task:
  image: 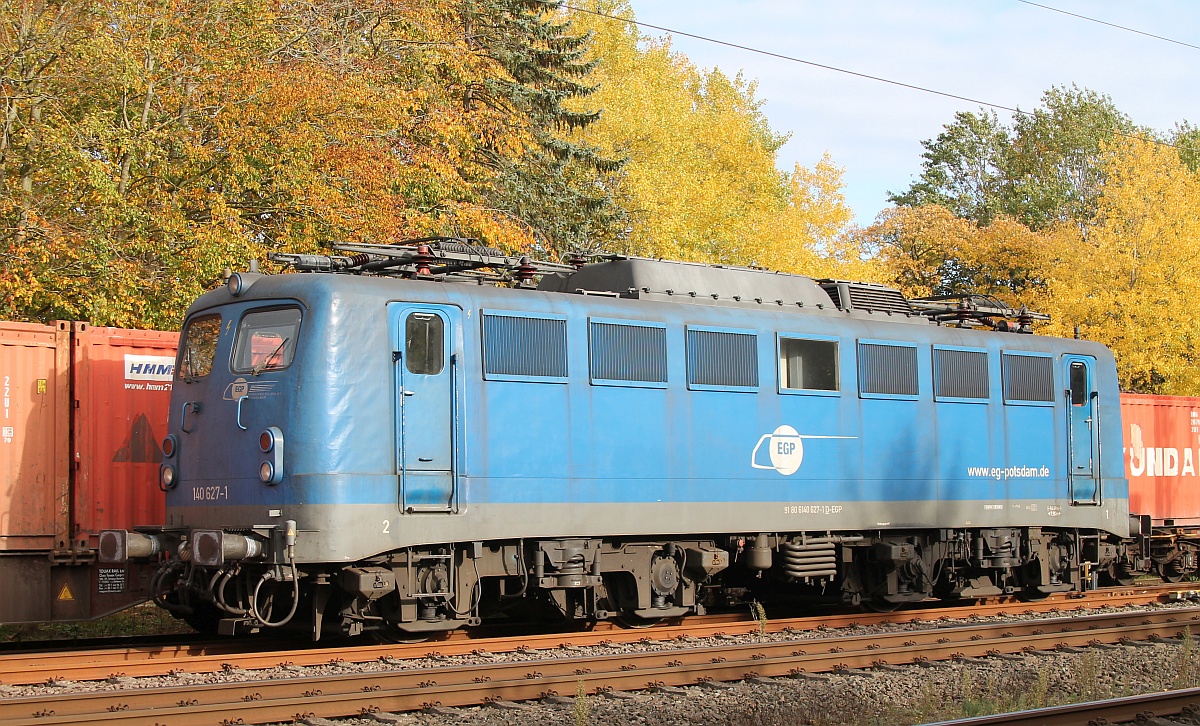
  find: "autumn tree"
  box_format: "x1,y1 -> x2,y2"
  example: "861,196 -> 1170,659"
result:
566,0 -> 858,274
0,0 -> 579,328
855,205 -> 1052,301
890,85 -> 1138,230
1174,121 -> 1200,173
1042,138 -> 1200,394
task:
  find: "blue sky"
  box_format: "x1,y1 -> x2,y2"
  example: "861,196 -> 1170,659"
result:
624,0 -> 1200,226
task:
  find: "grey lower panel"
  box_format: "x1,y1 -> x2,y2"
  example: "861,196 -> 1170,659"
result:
171,498 -> 1131,563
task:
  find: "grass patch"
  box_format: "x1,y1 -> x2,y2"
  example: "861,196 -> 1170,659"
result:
0,602 -> 192,643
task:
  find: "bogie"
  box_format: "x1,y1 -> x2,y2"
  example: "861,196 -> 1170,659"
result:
148,527 -> 1151,639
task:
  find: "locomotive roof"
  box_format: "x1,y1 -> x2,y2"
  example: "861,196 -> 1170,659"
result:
540,257 -> 840,309
215,241 -> 1043,333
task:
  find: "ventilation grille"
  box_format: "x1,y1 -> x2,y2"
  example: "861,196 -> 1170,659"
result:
589,322 -> 667,383
935,349 -> 989,399
822,284 -> 842,309
1002,353 -> 1054,402
819,281 -> 911,314
858,343 -> 919,396
687,329 -> 758,388
482,313 -> 567,379
847,286 -> 913,314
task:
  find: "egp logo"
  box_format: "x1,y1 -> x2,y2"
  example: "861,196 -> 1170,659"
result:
751,425 -> 855,476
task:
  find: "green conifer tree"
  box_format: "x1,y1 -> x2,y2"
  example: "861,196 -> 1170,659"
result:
461,0 -> 627,255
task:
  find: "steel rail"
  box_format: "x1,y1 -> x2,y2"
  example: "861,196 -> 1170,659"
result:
0,583 -> 1188,685
926,687 -> 1200,725
1,609 -> 1197,725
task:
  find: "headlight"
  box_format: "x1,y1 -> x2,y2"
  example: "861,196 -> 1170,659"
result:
160,464 -> 177,489
259,461 -> 275,483
227,272 -> 246,296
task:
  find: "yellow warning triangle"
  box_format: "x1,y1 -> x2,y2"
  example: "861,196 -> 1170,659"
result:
57,583 -> 74,601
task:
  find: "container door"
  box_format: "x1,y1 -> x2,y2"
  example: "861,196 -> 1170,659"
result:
394,306 -> 458,512
1065,355 -> 1099,505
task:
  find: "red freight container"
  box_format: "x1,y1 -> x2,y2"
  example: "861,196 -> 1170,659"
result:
72,323 -> 175,545
0,321 -> 177,625
0,321 -> 71,553
1121,393 -> 1200,524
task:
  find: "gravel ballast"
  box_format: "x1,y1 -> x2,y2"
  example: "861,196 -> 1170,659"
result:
4,601 -> 1197,726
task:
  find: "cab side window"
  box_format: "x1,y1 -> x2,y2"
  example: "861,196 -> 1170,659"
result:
179,314 -> 221,379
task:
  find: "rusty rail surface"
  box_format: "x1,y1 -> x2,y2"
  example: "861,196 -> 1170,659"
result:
927,687 -> 1200,725
1,608 -> 1197,725
0,582 -> 1188,686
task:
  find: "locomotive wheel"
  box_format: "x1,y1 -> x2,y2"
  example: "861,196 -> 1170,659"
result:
863,597 -> 901,613
181,602 -> 224,635
371,626 -> 431,644
614,613 -> 664,629
1102,564 -> 1136,587
1160,561 -> 1188,583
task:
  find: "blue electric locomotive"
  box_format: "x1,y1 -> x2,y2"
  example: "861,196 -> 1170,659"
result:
100,240 -> 1140,639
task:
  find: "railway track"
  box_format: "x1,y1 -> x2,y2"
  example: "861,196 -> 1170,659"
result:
2,603 -> 1199,725
0,582 -> 1188,685
929,687 -> 1200,725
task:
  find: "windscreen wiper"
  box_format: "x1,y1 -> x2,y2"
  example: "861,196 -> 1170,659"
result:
252,338 -> 289,376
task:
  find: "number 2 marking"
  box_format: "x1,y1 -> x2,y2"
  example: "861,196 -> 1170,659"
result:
382,520 -> 391,534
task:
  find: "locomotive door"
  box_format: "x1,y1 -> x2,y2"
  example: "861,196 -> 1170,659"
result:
392,305 -> 459,513
1064,355 -> 1100,505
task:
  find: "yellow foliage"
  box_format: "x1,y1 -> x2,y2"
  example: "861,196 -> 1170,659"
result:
1041,138 -> 1200,394
566,1 -> 859,275
863,138 -> 1200,394
0,0 -> 534,328
857,205 -> 1052,301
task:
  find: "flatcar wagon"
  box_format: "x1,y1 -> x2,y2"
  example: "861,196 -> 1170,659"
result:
101,240 -> 1140,639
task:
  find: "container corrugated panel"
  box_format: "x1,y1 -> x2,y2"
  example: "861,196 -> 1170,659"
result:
1121,393 -> 1200,523
71,323 -> 177,546
0,321 -> 70,551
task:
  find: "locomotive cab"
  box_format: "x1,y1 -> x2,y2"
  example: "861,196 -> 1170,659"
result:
101,275 -> 312,631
